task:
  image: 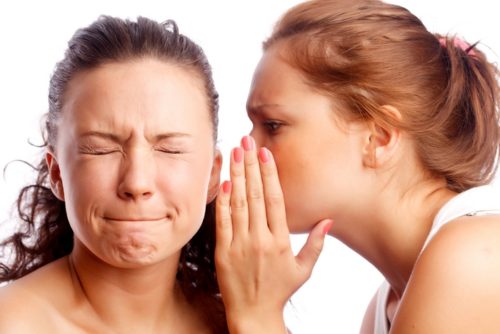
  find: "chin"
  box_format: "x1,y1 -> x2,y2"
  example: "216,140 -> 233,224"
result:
287,220 -> 312,234
103,237 -> 163,267
117,244 -> 156,264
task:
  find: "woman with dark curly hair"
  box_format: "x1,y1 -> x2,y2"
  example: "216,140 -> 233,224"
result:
0,15 -> 227,333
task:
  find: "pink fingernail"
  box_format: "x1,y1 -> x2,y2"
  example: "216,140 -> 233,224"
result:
258,147 -> 270,163
233,147 -> 243,163
242,136 -> 254,151
323,220 -> 333,235
222,181 -> 232,194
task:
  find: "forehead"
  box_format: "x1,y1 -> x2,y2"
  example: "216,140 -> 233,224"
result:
253,46 -> 299,84
248,45 -> 319,107
60,58 -> 212,133
64,58 -> 207,109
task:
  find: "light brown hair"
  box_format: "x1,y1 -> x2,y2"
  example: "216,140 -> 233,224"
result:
265,0 -> 500,191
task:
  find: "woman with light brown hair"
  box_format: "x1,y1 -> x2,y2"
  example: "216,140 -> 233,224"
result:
215,0 -> 500,333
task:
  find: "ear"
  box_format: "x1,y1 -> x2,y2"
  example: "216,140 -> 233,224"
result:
206,149 -> 222,203
362,105 -> 402,168
46,150 -> 65,201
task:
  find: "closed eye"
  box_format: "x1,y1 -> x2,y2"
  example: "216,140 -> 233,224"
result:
156,149 -> 183,154
154,147 -> 184,154
78,146 -> 121,155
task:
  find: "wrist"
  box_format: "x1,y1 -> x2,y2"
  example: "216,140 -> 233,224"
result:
227,310 -> 287,334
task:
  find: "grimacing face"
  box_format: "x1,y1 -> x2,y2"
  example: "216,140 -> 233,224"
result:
46,58 -> 221,268
247,46 -> 370,233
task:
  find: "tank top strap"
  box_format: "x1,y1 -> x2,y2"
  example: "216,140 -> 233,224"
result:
422,185 -> 500,250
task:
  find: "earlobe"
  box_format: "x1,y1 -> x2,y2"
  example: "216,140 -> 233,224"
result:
206,149 -> 223,203
362,105 -> 402,168
46,151 -> 65,201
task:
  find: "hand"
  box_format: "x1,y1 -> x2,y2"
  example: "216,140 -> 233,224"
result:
215,136 -> 332,333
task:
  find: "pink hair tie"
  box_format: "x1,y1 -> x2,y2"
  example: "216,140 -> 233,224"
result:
439,36 -> 477,57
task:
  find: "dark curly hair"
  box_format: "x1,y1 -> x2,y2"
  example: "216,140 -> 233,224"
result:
0,15 -> 227,333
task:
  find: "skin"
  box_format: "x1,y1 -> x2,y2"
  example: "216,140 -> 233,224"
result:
0,58 -> 222,333
215,44 -> 500,333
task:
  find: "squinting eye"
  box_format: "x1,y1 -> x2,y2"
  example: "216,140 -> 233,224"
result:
87,150 -> 118,155
155,148 -> 183,154
79,147 -> 120,155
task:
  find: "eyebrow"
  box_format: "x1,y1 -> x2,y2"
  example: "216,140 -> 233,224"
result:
79,131 -> 121,142
79,131 -> 192,143
247,103 -> 282,115
153,133 -> 192,141
247,103 -> 288,119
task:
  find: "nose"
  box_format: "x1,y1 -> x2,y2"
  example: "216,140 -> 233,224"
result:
249,128 -> 263,147
117,148 -> 155,201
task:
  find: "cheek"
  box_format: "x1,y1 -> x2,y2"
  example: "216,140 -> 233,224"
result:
156,156 -> 213,209
60,159 -> 118,232
271,139 -> 344,232
61,159 -> 112,198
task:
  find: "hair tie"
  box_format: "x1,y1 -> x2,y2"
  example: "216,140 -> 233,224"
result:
439,37 -> 477,57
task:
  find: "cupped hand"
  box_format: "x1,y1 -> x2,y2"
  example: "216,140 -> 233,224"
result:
215,136 -> 332,333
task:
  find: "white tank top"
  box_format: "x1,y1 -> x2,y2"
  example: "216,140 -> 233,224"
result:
374,185 -> 500,334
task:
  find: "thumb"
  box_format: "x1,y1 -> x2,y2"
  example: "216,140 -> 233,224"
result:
295,219 -> 333,277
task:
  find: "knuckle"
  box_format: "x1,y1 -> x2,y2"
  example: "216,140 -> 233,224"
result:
245,155 -> 259,167
276,239 -> 290,252
260,165 -> 275,177
266,192 -> 284,207
246,186 -> 264,200
217,216 -> 231,228
214,255 -> 230,272
231,196 -> 248,210
251,237 -> 272,254
216,196 -> 228,210
231,166 -> 245,178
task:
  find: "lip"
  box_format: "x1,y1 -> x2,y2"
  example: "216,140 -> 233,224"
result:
104,217 -> 167,222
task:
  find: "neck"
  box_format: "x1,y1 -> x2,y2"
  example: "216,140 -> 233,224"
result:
333,178 -> 456,298
67,241 -> 195,332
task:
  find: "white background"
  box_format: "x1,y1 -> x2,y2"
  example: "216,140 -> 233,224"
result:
0,1 -> 499,333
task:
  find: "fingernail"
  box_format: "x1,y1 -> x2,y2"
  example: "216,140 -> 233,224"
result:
258,147 -> 270,163
242,136 -> 254,151
233,147 -> 243,163
323,220 -> 333,235
222,181 -> 232,194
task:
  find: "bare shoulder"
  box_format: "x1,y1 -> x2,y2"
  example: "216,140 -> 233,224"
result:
0,257 -> 72,333
391,215 -> 500,333
0,282 -> 50,332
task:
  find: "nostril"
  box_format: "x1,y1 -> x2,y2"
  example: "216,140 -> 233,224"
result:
124,191 -> 134,199
142,191 -> 153,199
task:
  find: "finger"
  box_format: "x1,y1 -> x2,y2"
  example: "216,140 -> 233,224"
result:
229,146 -> 249,237
241,136 -> 268,234
258,147 -> 288,237
215,180 -> 233,249
296,219 -> 333,279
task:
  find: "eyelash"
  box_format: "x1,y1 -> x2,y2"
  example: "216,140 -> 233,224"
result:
155,148 -> 183,154
79,147 -> 120,155
79,145 -> 184,155
262,120 -> 283,134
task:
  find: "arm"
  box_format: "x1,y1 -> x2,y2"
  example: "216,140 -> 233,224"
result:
215,136 -> 331,334
391,215 -> 500,333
